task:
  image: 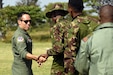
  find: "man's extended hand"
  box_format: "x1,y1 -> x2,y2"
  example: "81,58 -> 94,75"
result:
37,54 -> 49,66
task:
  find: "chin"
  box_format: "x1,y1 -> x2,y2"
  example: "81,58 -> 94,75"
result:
25,28 -> 29,31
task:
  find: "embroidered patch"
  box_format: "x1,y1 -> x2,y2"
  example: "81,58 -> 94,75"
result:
17,36 -> 24,42
82,33 -> 93,42
28,38 -> 32,42
83,37 -> 88,42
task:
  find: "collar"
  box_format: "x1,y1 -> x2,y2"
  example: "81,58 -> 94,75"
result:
72,16 -> 80,22
72,16 -> 90,25
17,27 -> 28,34
95,22 -> 113,31
56,16 -> 65,23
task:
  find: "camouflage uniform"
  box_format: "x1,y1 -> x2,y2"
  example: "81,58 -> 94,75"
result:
47,17 -> 68,75
45,3 -> 69,75
45,2 -> 98,75
65,1 -> 99,74
47,15 -> 98,75
63,16 -> 98,75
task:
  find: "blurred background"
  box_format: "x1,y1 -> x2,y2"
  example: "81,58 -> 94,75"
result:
0,0 -> 112,75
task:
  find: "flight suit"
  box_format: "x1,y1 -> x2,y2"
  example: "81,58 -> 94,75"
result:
12,27 -> 33,75
75,22 -> 113,75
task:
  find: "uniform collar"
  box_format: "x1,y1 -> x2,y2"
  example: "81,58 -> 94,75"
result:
17,27 -> 28,34
72,16 -> 80,23
56,16 -> 64,23
72,16 -> 90,25
95,22 -> 113,31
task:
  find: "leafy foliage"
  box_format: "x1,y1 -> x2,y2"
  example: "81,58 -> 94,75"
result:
0,5 -> 45,26
0,5 -> 45,41
16,0 -> 39,6
0,0 -> 105,41
84,0 -> 113,10
0,0 -> 2,8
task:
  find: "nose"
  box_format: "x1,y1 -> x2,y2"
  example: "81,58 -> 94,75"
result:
26,20 -> 31,24
26,22 -> 31,27
28,21 -> 31,24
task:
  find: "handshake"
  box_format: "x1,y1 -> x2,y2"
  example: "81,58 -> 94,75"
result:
36,54 -> 49,66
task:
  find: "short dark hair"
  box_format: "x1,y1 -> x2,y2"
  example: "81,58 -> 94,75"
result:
68,0 -> 84,12
17,12 -> 30,20
99,5 -> 113,20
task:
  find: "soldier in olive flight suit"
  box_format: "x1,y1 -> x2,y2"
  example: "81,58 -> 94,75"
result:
12,12 -> 39,75
75,5 -> 113,75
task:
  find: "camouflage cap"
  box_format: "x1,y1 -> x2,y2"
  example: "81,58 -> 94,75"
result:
46,4 -> 68,18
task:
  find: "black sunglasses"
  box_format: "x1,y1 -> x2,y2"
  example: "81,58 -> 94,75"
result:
21,20 -> 31,24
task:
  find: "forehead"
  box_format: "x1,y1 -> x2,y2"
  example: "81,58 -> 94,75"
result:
21,14 -> 31,20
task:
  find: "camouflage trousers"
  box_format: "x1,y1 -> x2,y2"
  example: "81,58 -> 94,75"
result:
51,60 -> 64,75
64,58 -> 79,75
50,58 -> 79,75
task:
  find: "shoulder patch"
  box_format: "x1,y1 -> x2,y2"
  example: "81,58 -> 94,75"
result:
17,36 -> 24,42
83,36 -> 88,42
82,33 -> 93,42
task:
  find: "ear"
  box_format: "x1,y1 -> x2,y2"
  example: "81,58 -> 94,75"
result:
17,20 -> 21,25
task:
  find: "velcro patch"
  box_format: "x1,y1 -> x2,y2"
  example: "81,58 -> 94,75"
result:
82,33 -> 93,42
17,36 -> 24,42
83,37 -> 88,42
28,38 -> 32,42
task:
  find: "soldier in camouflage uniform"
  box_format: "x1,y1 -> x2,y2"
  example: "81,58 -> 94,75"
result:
38,1 -> 98,75
38,4 -> 69,75
63,0 -> 98,75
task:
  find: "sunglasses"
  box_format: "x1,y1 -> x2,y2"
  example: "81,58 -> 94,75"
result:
21,20 -> 31,24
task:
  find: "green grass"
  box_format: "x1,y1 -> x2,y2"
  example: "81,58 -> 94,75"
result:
0,42 -> 53,75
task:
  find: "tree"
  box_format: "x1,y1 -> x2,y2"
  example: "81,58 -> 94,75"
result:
0,0 -> 3,8
99,0 -> 113,6
0,5 -> 45,41
84,0 -> 113,10
16,0 -> 39,6
0,5 -> 45,26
